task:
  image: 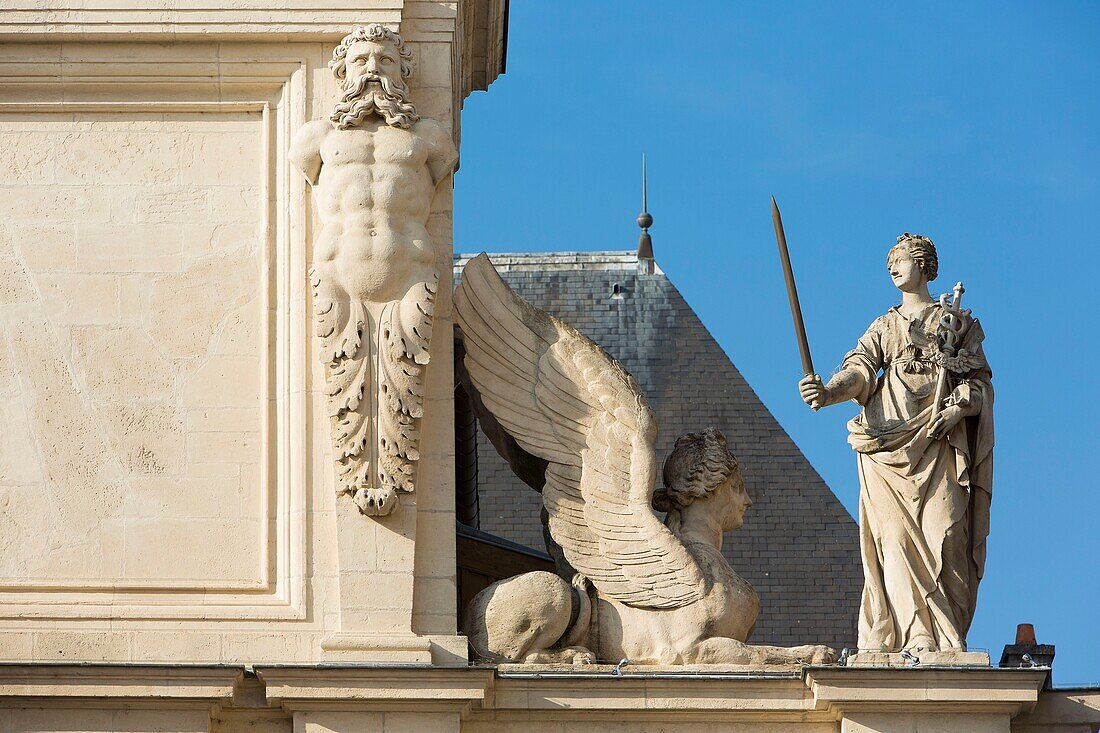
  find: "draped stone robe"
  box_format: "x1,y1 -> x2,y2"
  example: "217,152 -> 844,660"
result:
842,304 -> 993,652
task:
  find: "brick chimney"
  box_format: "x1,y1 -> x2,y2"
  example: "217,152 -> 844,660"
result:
999,622 -> 1056,688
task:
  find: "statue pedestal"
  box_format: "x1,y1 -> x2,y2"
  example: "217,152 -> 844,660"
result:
846,650 -> 991,668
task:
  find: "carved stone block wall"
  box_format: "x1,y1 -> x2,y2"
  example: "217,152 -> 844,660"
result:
0,111 -> 268,591
0,43 -> 313,663
0,0 -> 476,666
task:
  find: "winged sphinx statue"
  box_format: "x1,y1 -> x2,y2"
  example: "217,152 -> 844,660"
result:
455,254 -> 835,665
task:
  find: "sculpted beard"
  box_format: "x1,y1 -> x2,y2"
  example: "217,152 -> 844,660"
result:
331,73 -> 420,130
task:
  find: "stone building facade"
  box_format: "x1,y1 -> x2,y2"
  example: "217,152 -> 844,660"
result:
0,0 -> 508,670
0,3 -> 1096,732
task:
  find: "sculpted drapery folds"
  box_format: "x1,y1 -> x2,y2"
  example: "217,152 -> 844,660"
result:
799,234 -> 994,653
456,255 -> 835,666
289,25 -> 458,516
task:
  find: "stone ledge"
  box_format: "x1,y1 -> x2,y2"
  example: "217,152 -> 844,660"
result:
1012,688 -> 1100,731
846,650 -> 991,668
320,633 -> 432,656
494,662 -> 806,677
483,672 -> 815,717
316,633 -> 468,667
0,664 -> 239,700
804,666 -> 1048,716
0,3 -> 403,41
0,663 -> 1059,726
257,665 -> 493,713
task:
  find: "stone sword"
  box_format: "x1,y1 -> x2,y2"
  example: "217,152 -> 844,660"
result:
771,197 -> 820,410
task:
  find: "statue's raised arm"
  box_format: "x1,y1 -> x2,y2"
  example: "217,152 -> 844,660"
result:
457,254 -> 835,666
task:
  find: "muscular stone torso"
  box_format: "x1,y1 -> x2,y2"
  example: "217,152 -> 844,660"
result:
314,119 -> 437,304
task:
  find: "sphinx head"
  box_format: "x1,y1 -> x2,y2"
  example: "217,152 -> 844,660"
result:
329,24 -> 419,129
655,428 -> 750,531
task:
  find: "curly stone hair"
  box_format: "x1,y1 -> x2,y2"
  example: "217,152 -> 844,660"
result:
329,24 -> 414,85
654,428 -> 740,512
888,232 -> 939,282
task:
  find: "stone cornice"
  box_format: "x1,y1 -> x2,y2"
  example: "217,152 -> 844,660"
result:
256,665 -> 494,712
0,1 -> 506,99
803,666 -> 1048,717
0,3 -> 404,41
0,664 -> 239,701
479,670 -> 821,723
0,663 -> 1055,723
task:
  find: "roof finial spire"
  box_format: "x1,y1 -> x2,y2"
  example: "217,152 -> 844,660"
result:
636,153 -> 654,272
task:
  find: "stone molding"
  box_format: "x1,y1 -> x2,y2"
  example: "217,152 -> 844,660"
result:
0,664 -> 1052,727
0,664 -> 240,702
804,667 -> 1047,717
0,3 -> 405,40
259,666 -> 492,712
1012,688 -> 1100,732
318,632 -> 433,664
0,1 -> 505,98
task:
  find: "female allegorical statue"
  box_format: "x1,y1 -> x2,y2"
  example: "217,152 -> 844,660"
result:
798,233 -> 993,653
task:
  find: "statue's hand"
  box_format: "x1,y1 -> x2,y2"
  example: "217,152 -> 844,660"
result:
927,404 -> 964,439
798,374 -> 828,411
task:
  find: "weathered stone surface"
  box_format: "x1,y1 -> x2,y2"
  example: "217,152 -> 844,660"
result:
35,272 -> 119,324
148,252 -> 255,360
465,571 -> 578,663
56,127 -> 180,185
0,112 -> 269,591
0,131 -> 55,185
71,326 -> 177,400
13,224 -> 77,271
77,222 -> 184,273
0,4 -> 468,670
102,403 -> 185,476
0,255 -> 36,305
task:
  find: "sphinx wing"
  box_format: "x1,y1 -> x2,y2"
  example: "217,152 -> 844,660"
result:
454,254 -> 705,609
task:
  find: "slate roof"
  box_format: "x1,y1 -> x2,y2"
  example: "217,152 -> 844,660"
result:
453,251 -> 862,650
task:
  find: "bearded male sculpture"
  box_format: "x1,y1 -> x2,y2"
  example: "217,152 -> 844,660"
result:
456,255 -> 835,666
290,25 -> 457,516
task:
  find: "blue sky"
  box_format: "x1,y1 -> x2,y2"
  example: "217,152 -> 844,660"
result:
453,2 -> 1099,684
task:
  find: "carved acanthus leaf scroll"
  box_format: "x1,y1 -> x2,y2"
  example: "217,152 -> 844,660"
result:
377,277 -> 436,493
311,268 -> 436,514
311,267 -> 372,494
